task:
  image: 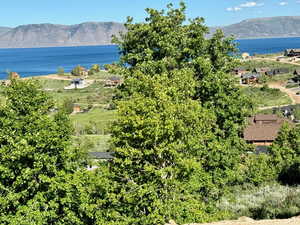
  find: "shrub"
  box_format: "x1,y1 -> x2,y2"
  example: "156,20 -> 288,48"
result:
57,66 -> 65,76
239,154 -> 277,185
218,183 -> 300,219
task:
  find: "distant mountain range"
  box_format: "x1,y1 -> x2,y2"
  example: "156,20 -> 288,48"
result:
0,16 -> 300,48
0,22 -> 126,48
211,16 -> 300,39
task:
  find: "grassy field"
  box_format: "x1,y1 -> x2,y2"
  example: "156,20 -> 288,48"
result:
31,72 -> 119,153
72,134 -> 111,152
242,86 -> 292,107
240,60 -> 299,72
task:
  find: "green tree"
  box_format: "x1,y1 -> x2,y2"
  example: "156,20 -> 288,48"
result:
269,123 -> 300,184
89,64 -> 101,75
57,66 -> 65,76
109,69 -> 227,224
113,2 -> 253,136
0,79 -> 89,224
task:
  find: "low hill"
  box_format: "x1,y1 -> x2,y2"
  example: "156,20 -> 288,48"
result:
211,16 -> 300,39
0,26 -> 12,36
0,22 -> 126,48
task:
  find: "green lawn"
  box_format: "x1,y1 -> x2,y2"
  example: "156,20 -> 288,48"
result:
71,107 -> 116,135
239,60 -> 299,72
72,134 -> 111,152
242,86 -> 292,107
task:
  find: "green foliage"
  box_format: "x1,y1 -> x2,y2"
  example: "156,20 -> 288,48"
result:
242,86 -> 292,107
239,154 -> 277,185
108,2 -> 255,223
57,66 -> 65,76
0,79 -> 89,223
88,64 -> 101,75
269,124 -> 300,185
62,98 -> 75,114
71,65 -> 85,76
218,183 -> 300,219
113,2 -> 253,137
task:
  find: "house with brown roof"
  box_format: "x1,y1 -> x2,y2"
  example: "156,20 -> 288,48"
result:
241,73 -> 261,84
243,114 -> 290,146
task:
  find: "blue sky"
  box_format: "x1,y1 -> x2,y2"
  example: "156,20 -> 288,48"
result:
1,0 -> 299,27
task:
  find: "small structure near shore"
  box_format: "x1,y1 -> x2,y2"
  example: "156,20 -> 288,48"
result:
64,78 -> 87,90
252,67 -> 271,74
284,49 -> 300,57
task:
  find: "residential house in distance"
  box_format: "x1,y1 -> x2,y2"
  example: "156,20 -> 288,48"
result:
64,78 -> 87,90
265,68 -> 289,76
243,114 -> 290,146
252,67 -> 271,74
241,73 -> 261,84
232,67 -> 247,76
105,76 -> 122,87
71,66 -> 89,77
284,49 -> 300,57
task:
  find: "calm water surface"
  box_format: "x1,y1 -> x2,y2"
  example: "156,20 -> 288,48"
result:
0,37 -> 300,79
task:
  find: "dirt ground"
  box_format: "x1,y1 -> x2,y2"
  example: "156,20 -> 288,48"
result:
166,216 -> 300,225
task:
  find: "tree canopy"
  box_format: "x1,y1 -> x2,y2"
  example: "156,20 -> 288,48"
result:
108,2 -> 254,224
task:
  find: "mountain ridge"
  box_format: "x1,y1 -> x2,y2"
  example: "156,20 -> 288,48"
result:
0,22 -> 126,48
0,16 -> 300,48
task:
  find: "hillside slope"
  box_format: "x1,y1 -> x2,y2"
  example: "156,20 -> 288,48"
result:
211,16 -> 300,39
0,26 -> 12,36
0,22 -> 126,48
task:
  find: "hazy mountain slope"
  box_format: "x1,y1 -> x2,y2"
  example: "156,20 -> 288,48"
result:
0,22 -> 126,48
0,27 -> 12,36
211,16 -> 300,39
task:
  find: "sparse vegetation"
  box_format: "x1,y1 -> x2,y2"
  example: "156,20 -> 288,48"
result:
242,86 -> 292,107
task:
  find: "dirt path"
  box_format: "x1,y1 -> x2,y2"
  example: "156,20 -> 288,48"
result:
167,216 -> 300,225
256,82 -> 300,110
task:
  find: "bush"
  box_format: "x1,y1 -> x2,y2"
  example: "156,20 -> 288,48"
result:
279,158 -> 300,185
57,67 -> 65,76
218,183 -> 300,219
239,154 -> 277,185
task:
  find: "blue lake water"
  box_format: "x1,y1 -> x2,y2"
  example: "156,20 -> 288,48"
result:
0,37 -> 300,79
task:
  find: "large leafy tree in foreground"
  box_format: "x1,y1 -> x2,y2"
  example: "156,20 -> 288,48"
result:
113,2 -> 253,136
107,2 -> 253,224
0,80 -> 93,224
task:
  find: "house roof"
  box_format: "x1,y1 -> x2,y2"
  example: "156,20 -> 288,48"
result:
233,67 -> 246,71
242,73 -> 260,79
253,67 -> 270,73
108,76 -> 121,81
89,152 -> 114,159
244,123 -> 282,141
244,114 -> 290,142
